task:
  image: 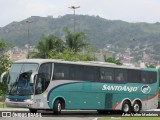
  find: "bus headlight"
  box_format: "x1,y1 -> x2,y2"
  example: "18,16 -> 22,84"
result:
24,99 -> 33,104
5,98 -> 10,102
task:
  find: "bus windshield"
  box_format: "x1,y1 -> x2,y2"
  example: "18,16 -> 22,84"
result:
7,63 -> 38,96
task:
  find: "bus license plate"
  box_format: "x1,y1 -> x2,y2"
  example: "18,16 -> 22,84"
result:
12,103 -> 19,106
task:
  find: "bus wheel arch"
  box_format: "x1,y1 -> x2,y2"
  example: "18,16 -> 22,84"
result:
53,97 -> 65,115
121,99 -> 132,113
132,100 -> 142,113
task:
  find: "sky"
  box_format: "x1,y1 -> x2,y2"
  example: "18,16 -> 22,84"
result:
0,0 -> 160,27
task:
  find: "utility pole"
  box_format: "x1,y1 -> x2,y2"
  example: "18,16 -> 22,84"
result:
68,6 -> 80,32
26,20 -> 32,55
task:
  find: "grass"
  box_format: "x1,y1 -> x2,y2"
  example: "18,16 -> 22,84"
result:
0,98 -> 4,102
99,117 -> 160,120
0,103 -> 6,108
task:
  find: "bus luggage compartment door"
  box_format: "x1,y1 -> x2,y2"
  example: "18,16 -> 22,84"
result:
105,93 -> 113,109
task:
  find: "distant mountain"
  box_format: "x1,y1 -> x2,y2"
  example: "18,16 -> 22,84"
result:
1,15 -> 160,62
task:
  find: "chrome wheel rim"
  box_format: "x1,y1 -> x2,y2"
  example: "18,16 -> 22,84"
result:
123,104 -> 129,112
58,103 -> 61,112
134,104 -> 139,112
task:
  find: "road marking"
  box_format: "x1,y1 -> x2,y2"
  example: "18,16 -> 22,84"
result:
92,118 -> 98,120
111,117 -> 122,119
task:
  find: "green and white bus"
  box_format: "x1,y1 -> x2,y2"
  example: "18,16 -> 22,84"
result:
0,59 -> 159,114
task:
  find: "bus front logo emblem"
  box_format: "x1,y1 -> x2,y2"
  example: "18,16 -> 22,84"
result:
141,85 -> 151,94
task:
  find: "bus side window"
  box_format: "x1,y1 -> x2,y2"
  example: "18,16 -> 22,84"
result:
148,71 -> 157,84
35,77 -> 43,94
115,69 -> 127,83
84,66 -> 99,81
53,63 -> 69,80
128,70 -> 141,83
70,65 -> 84,80
141,71 -> 149,84
100,68 -> 114,82
35,63 -> 52,94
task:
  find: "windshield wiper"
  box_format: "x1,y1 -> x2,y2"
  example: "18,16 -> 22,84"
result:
9,82 -> 18,95
18,93 -> 33,96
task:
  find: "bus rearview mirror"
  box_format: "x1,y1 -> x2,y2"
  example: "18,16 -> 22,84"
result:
30,72 -> 38,84
0,71 -> 8,83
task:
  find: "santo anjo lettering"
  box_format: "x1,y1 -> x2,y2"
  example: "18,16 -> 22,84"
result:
102,84 -> 138,92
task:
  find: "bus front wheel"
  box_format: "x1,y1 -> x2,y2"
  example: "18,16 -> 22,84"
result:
122,101 -> 131,113
29,108 -> 37,113
53,99 -> 62,115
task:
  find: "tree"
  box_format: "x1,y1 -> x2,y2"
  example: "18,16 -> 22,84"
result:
0,40 -> 12,54
29,28 -> 96,61
29,34 -> 64,58
0,54 -> 11,96
146,63 -> 155,68
104,56 -> 122,65
49,47 -> 97,61
0,41 -> 6,52
0,40 -> 11,96
63,28 -> 87,53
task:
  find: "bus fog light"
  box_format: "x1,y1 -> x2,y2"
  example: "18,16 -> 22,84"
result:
24,99 -> 33,104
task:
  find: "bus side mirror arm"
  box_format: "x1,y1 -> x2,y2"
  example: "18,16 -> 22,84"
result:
30,72 -> 38,84
0,71 -> 8,83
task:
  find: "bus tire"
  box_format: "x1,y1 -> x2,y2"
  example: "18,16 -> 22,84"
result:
122,101 -> 131,113
132,101 -> 141,113
97,110 -> 106,114
29,108 -> 37,113
97,110 -> 110,114
53,99 -> 62,115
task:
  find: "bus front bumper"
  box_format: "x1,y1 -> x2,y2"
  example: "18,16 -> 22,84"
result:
5,98 -> 33,108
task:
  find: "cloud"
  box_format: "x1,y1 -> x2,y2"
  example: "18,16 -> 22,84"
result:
0,0 -> 160,27
75,0 -> 160,22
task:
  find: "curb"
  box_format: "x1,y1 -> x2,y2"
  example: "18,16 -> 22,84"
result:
146,109 -> 160,111
0,108 -> 29,111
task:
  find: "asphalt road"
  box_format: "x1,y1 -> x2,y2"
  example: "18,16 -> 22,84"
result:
0,110 -> 122,120
0,109 -> 160,120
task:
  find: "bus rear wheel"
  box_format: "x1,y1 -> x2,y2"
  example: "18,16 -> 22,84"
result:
122,101 -> 131,113
53,99 -> 62,115
132,101 -> 141,113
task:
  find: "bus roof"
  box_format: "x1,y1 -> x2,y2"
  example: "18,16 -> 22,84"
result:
14,59 -> 156,71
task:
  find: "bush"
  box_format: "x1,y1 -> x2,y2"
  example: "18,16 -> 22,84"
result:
0,40 -> 11,97
0,90 -> 5,102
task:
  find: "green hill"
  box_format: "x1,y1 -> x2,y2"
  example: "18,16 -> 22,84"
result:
0,15 -> 160,62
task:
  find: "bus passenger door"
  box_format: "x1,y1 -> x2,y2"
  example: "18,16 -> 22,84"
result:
33,63 -> 52,109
